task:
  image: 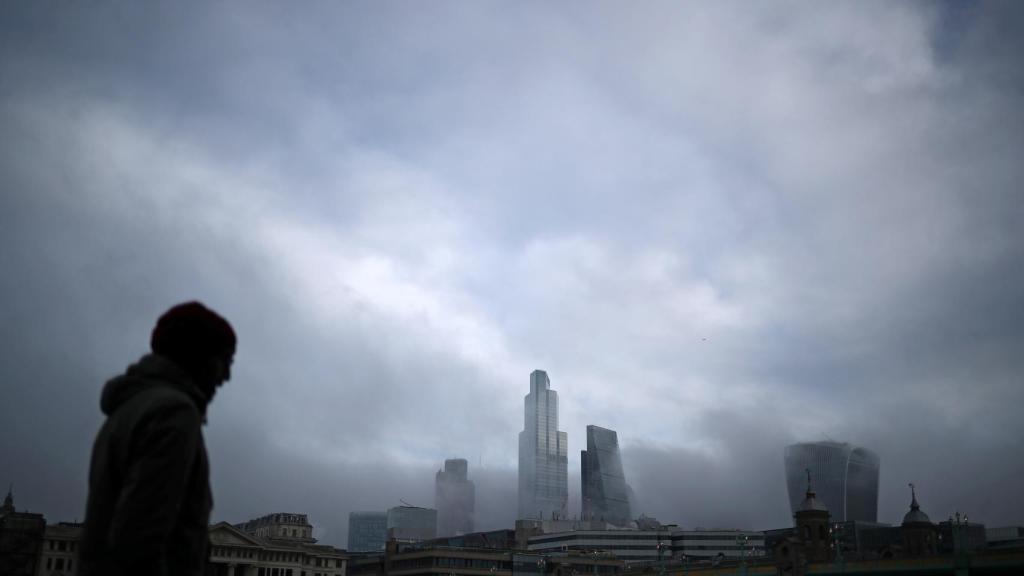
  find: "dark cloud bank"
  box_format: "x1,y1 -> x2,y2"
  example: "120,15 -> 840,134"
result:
2,1 -> 1024,547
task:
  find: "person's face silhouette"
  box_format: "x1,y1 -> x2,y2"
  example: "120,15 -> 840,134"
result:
196,350 -> 234,403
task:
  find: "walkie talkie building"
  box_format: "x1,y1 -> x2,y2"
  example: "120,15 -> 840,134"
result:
784,441 -> 880,522
518,370 -> 569,520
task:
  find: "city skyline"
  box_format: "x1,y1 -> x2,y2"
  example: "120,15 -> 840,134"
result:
2,1 -> 1023,549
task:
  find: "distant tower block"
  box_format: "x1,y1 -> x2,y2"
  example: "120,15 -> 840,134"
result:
784,441 -> 880,522
435,458 -> 475,537
518,370 -> 569,520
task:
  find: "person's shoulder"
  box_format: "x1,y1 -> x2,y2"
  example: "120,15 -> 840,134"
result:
124,383 -> 202,424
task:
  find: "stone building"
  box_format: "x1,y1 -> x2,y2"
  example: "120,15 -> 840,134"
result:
35,522 -> 82,576
208,520 -> 346,576
0,488 -> 46,576
236,513 -> 316,543
900,484 -> 937,557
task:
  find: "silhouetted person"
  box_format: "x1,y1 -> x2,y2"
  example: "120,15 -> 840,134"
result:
80,302 -> 236,576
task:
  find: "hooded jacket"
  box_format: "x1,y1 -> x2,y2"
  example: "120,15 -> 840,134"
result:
80,354 -> 213,576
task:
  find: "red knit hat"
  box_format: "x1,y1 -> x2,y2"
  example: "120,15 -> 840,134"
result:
151,301 -> 236,365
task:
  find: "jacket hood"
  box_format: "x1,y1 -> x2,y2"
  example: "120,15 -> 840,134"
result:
101,354 -> 209,416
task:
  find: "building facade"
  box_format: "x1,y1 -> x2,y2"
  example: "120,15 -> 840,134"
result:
236,513 -> 316,543
528,529 -> 764,561
0,490 -> 45,576
348,511 -> 388,553
784,441 -> 880,522
386,506 -> 437,542
208,522 -> 346,576
670,530 -> 766,559
36,522 -> 82,576
435,459 -> 475,537
581,425 -> 631,527
518,370 -> 569,521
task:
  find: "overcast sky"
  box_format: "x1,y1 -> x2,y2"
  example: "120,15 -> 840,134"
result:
2,1 -> 1023,548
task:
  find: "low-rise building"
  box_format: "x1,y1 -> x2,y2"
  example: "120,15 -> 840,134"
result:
0,489 -> 46,576
36,522 -> 82,576
208,521 -> 346,576
386,506 -> 437,543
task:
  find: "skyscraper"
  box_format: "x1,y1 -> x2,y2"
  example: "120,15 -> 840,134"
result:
581,425 -> 632,526
435,458 -> 475,537
783,441 -> 880,522
518,370 -> 568,520
347,511 -> 387,552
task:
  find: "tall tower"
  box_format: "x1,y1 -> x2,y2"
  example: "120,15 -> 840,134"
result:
783,441 -> 880,522
435,458 -> 475,537
581,425 -> 631,526
518,370 -> 568,520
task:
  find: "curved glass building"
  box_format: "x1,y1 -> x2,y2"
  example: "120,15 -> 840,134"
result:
784,441 -> 880,522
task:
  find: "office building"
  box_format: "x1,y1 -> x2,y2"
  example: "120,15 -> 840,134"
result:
581,425 -> 631,526
348,511 -> 387,553
436,459 -> 476,537
518,370 -> 569,520
783,441 -> 880,522
387,506 -> 437,542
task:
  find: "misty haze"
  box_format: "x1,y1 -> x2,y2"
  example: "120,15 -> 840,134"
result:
2,2 -> 1023,576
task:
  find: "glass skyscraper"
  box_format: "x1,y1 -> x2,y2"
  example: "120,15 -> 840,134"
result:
386,506 -> 437,542
784,441 -> 880,522
435,458 -> 475,537
581,425 -> 632,526
518,370 -> 569,520
347,511 -> 387,552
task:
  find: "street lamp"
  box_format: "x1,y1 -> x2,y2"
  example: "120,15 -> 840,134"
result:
829,523 -> 845,572
656,540 -> 669,576
734,534 -> 749,576
950,512 -> 970,559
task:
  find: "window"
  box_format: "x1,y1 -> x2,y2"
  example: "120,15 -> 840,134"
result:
56,558 -> 65,570
58,540 -> 67,551
47,558 -> 52,569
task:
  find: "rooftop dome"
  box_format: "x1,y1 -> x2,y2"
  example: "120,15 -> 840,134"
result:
799,490 -> 829,512
902,483 -> 932,525
797,469 -> 829,513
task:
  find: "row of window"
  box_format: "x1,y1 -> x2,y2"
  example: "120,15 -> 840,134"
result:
532,533 -> 765,545
210,546 -> 340,567
46,556 -> 72,571
48,539 -> 76,552
255,568 -> 338,576
674,534 -> 765,541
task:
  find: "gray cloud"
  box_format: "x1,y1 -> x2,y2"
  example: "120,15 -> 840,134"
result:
2,0 -> 1022,547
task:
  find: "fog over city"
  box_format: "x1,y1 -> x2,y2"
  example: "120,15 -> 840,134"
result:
2,1 -> 1023,548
